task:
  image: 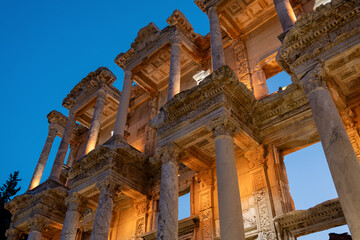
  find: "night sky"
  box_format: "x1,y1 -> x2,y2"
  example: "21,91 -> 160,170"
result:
0,0 -> 349,238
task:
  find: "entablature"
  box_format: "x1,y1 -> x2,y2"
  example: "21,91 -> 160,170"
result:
274,198 -> 346,238
114,10 -> 205,93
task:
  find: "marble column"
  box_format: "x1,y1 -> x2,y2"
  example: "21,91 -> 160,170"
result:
213,124 -> 245,240
27,217 -> 48,240
28,127 -> 57,191
50,111 -> 76,181
167,35 -> 182,101
300,66 -> 360,239
113,70 -> 133,139
83,90 -> 107,155
156,144 -> 179,240
5,228 -> 20,240
273,0 -> 296,32
90,180 -> 120,240
60,193 -> 86,240
208,6 -> 226,71
66,142 -> 80,167
252,69 -> 269,100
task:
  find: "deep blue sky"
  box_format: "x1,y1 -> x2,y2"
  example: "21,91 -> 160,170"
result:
0,0 -> 348,238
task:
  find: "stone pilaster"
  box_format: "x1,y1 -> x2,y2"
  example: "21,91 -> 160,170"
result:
113,70 -> 133,139
134,198 -> 149,238
28,127 -> 57,191
195,170 -> 214,240
60,193 -> 87,240
156,143 -> 180,240
252,69 -> 269,100
90,180 -> 121,240
211,121 -> 246,240
5,228 -> 20,240
167,35 -> 182,101
50,111 -> 76,181
27,217 -> 49,240
208,6 -> 225,71
145,93 -> 159,156
299,65 -> 360,239
83,90 -> 107,155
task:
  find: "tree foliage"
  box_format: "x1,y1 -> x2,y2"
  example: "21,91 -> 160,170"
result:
0,171 -> 21,205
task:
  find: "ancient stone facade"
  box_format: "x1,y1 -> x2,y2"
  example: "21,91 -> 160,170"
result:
5,0 -> 360,240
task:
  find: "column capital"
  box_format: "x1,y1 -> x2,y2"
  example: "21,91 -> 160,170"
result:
124,70 -> 133,79
207,5 -> 218,14
95,179 -> 122,199
48,127 -> 58,138
27,216 -> 49,232
96,89 -> 107,100
5,228 -> 20,240
65,193 -> 87,212
244,145 -> 266,169
208,117 -> 238,137
170,33 -> 182,46
299,64 -> 327,96
155,143 -> 181,164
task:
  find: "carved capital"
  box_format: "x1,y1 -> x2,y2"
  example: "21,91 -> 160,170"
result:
208,117 -> 238,137
48,127 -> 58,138
299,64 -> 327,96
124,70 -> 133,80
195,169 -> 213,189
5,228 -> 20,240
96,89 -> 107,101
65,193 -> 87,212
27,216 -> 49,232
154,143 -> 181,164
134,198 -> 148,216
245,145 -> 266,169
96,179 -> 121,199
170,33 -> 182,46
340,107 -> 356,129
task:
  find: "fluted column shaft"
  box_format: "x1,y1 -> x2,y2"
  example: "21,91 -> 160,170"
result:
50,112 -> 76,181
208,6 -> 226,71
60,194 -> 85,240
113,70 -> 133,138
213,125 -> 245,240
83,91 -> 107,155
156,144 -> 179,240
90,180 -> 120,240
28,127 -> 57,190
167,36 -> 182,101
273,0 -> 296,32
300,66 -> 360,239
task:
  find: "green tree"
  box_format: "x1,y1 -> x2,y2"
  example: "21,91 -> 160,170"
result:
0,171 -> 21,204
0,171 -> 21,240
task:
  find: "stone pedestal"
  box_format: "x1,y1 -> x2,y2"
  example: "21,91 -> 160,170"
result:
156,144 -> 180,240
50,112 -> 76,181
208,6 -> 225,71
252,69 -> 269,100
28,127 -> 57,190
90,180 -> 120,240
300,66 -> 360,239
273,0 -> 296,32
60,194 -> 86,240
213,125 -> 245,240
167,36 -> 182,101
83,90 -> 107,155
113,70 -> 133,139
